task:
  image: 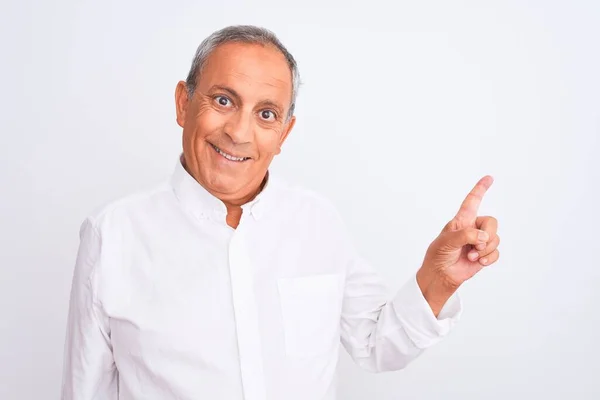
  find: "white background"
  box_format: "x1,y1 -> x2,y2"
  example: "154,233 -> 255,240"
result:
1,0 -> 599,398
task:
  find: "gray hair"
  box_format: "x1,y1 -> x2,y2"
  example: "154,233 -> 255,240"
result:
185,25 -> 300,120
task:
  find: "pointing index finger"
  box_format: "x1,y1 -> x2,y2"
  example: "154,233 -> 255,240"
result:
455,175 -> 494,222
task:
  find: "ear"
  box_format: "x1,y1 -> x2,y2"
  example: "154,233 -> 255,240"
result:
175,81 -> 190,128
275,115 -> 296,155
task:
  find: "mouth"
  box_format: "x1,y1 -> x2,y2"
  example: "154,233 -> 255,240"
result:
209,143 -> 251,162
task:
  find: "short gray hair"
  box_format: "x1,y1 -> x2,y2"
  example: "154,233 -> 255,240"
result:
185,25 -> 300,120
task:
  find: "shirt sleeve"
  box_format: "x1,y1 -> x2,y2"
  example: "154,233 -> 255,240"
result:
61,218 -> 118,399
339,239 -> 462,373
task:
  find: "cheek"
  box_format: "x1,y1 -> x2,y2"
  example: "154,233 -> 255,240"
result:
255,129 -> 283,156
186,109 -> 226,141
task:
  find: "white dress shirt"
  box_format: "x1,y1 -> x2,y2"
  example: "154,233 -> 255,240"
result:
61,156 -> 462,400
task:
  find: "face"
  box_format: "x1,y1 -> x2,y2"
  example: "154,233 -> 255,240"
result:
175,42 -> 296,204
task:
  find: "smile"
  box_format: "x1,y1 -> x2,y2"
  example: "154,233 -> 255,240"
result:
210,143 -> 250,162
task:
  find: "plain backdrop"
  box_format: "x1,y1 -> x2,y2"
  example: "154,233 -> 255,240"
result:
1,0 -> 599,399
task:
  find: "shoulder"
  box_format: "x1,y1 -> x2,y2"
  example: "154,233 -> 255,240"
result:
272,178 -> 344,224
81,181 -> 173,234
271,178 -> 355,255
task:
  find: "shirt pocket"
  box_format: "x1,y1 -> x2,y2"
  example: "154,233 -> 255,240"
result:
277,273 -> 345,358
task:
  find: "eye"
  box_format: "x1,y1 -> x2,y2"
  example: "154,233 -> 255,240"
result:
260,110 -> 276,121
215,95 -> 232,107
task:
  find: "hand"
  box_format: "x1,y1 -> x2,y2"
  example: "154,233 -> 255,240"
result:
416,176 -> 500,315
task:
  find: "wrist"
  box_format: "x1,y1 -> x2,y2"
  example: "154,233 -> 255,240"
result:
416,266 -> 459,317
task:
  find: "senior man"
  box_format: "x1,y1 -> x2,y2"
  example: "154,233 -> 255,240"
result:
62,25 -> 500,400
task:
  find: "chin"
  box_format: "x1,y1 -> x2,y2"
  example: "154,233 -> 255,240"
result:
205,172 -> 248,194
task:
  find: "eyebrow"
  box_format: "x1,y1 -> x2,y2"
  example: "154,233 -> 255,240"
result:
209,85 -> 242,102
257,100 -> 284,115
209,85 -> 285,115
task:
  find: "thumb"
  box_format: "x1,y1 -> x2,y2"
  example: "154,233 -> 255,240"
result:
444,227 -> 489,249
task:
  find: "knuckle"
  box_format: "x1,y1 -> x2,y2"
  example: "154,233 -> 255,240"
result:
466,228 -> 476,241
442,220 -> 454,232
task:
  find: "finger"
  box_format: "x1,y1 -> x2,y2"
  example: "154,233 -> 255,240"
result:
454,176 -> 494,222
476,216 -> 498,237
445,227 -> 489,250
467,235 -> 500,261
474,216 -> 498,250
479,249 -> 500,266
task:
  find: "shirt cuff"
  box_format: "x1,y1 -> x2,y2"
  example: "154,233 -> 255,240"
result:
391,274 -> 462,349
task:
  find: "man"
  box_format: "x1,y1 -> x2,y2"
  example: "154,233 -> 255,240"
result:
61,25 -> 500,400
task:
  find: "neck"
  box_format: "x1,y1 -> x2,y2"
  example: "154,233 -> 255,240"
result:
223,177 -> 267,229
220,174 -> 268,210
181,155 -> 267,229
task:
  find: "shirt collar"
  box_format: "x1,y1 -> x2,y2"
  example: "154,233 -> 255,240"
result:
170,154 -> 274,222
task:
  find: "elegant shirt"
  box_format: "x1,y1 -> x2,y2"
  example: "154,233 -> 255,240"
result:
61,156 -> 462,400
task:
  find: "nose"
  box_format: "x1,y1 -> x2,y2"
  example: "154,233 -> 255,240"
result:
224,108 -> 253,145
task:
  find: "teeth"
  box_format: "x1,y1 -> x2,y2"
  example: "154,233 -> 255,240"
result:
213,145 -> 248,162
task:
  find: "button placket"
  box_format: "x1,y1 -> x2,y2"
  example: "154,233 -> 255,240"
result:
228,223 -> 266,400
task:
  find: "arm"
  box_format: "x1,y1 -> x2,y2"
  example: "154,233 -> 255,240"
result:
340,175 -> 500,373
61,218 -> 117,399
339,255 -> 461,373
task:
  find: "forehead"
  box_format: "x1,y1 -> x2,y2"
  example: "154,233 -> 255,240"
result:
198,42 -> 293,105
